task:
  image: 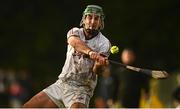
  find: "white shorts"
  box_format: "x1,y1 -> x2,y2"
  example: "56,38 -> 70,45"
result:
43,80 -> 92,108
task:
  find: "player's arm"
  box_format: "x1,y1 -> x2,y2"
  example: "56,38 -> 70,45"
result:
93,60 -> 109,74
92,53 -> 109,74
68,36 -> 107,65
67,35 -> 92,55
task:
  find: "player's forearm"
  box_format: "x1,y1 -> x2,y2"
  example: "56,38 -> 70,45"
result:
93,61 -> 109,74
68,36 -> 91,55
93,63 -> 104,74
68,36 -> 108,64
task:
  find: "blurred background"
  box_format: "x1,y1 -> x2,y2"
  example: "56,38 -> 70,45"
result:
0,0 -> 180,108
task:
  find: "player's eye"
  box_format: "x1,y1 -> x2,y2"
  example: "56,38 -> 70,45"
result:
86,15 -> 93,20
94,16 -> 100,21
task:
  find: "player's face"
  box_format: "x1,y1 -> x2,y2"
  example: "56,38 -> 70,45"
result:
83,13 -> 101,30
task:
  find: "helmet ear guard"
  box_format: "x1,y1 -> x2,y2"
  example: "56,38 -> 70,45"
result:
80,5 -> 105,30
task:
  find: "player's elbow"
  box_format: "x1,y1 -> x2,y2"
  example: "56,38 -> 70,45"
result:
67,36 -> 78,47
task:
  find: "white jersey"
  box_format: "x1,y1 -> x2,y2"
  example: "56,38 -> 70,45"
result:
58,27 -> 111,92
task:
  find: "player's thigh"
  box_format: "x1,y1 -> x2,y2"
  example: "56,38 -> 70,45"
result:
65,91 -> 91,108
71,102 -> 86,108
23,91 -> 58,108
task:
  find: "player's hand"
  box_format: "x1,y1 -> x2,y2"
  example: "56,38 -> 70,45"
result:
88,51 -> 108,65
88,51 -> 98,60
93,59 -> 109,74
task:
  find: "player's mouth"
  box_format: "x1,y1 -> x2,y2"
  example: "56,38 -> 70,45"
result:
88,26 -> 98,30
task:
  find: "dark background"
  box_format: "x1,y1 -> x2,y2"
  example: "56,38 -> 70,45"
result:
0,0 -> 180,90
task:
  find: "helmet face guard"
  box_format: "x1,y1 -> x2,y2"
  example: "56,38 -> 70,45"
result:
80,5 -> 105,30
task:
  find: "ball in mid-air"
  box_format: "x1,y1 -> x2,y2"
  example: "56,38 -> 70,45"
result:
110,46 -> 119,54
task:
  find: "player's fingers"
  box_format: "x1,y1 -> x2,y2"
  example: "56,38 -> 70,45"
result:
89,51 -> 98,60
89,51 -> 107,65
98,56 -> 107,65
